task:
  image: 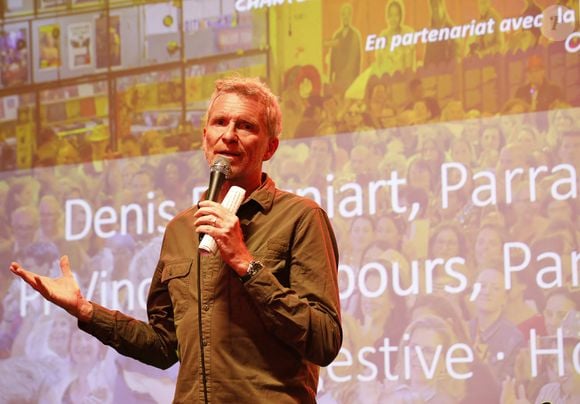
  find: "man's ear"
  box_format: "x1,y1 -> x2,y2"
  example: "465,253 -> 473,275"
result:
262,137 -> 279,162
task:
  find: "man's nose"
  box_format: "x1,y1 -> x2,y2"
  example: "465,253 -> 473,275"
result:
222,122 -> 238,142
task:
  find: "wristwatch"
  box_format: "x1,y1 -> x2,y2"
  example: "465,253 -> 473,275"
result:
240,260 -> 263,283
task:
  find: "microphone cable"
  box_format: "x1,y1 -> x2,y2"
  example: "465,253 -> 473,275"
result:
196,249 -> 209,404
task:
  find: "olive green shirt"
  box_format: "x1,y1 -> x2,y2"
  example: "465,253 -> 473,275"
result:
79,174 -> 342,403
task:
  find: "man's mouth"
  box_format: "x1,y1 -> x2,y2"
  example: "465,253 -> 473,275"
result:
216,151 -> 240,159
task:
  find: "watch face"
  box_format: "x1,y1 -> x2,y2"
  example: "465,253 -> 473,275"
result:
249,260 -> 263,274
241,260 -> 263,283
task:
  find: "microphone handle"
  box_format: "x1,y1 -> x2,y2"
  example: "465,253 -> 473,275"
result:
206,170 -> 226,202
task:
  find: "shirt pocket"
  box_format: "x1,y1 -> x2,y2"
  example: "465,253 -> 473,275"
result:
161,259 -> 193,320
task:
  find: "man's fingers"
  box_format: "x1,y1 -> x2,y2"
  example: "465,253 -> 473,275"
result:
9,262 -> 18,274
60,255 -> 72,277
10,262 -> 40,288
9,261 -> 23,275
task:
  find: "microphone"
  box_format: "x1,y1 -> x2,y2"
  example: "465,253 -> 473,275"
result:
198,156 -> 232,245
207,156 -> 231,202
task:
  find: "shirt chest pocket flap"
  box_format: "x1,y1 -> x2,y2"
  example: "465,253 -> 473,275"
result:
161,260 -> 193,319
161,259 -> 193,284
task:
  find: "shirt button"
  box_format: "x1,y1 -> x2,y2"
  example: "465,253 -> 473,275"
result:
202,304 -> 209,311
202,339 -> 208,347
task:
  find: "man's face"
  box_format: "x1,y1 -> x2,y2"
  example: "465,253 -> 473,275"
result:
350,146 -> 371,176
481,127 -> 501,151
131,172 -> 153,201
543,294 -> 575,335
49,315 -> 72,357
432,229 -> 460,259
340,5 -> 352,27
345,101 -> 365,128
475,269 -> 506,314
386,4 -> 402,28
203,93 -> 278,191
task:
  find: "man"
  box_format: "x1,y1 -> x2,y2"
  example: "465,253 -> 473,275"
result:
294,95 -> 324,138
515,55 -> 565,131
404,78 -> 441,121
515,55 -> 564,113
468,0 -> 505,57
328,3 -> 362,95
10,77 -> 342,403
469,268 -> 524,383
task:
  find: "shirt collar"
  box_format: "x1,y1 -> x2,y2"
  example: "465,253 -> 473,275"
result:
243,173 -> 276,213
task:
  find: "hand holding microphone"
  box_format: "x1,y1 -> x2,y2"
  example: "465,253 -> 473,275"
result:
199,186 -> 245,255
196,156 -> 246,256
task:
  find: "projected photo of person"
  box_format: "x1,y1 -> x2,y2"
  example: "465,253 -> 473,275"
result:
96,15 -> 121,68
469,268 -> 525,383
411,296 -> 501,403
384,315 -> 473,402
43,328 -> 116,403
514,55 -> 566,131
424,0 -> 461,67
467,0 -> 505,57
376,0 -> 416,75
38,24 -> 61,70
327,3 -> 362,95
0,27 -> 29,87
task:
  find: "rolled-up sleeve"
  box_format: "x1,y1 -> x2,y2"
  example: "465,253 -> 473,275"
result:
243,206 -> 342,366
79,260 -> 179,370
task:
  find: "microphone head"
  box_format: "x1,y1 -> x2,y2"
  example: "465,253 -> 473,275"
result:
210,156 -> 231,178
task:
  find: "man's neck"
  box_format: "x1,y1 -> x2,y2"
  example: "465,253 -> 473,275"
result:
219,175 -> 263,202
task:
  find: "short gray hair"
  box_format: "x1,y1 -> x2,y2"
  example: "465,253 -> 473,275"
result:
206,76 -> 283,138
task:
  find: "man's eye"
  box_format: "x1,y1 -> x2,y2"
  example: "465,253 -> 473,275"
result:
238,122 -> 255,131
213,118 -> 226,126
